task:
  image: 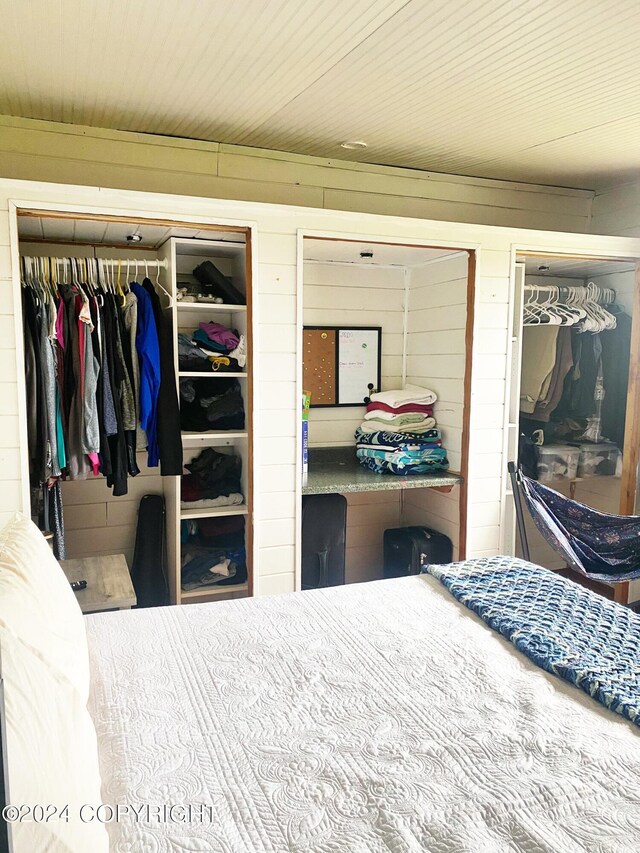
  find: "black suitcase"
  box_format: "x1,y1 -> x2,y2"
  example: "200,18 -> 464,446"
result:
301,494 -> 347,589
130,494 -> 169,607
383,526 -> 453,579
193,260 -> 245,305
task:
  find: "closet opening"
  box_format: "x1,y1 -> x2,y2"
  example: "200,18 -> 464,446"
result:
15,209 -> 253,608
505,252 -> 640,603
299,236 -> 475,588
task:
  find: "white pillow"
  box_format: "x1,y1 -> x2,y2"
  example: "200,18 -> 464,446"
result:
0,513 -> 108,852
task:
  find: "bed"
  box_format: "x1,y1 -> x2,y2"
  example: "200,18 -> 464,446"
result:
87,565 -> 640,852
2,514 -> 640,852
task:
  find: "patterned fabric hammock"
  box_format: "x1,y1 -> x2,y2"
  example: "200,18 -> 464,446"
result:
519,472 -> 640,581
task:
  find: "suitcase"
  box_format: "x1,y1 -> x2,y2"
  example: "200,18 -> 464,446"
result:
193,260 -> 245,305
383,526 -> 453,579
301,494 -> 347,589
130,494 -> 169,607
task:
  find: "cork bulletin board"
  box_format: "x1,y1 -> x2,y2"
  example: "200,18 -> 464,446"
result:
303,327 -> 337,405
303,326 -> 382,407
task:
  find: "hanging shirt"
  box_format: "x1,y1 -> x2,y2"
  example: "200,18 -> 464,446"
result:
122,290 -> 147,451
520,326 -> 559,414
601,311 -> 632,449
130,282 -> 161,467
142,278 -> 183,476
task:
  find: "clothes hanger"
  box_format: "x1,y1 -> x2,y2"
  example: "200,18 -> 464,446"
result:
116,259 -> 126,307
40,257 -> 53,303
525,286 -> 557,325
48,258 -> 58,336
585,282 -> 617,331
551,287 -> 579,326
523,285 -> 544,325
84,258 -> 95,297
150,259 -> 173,306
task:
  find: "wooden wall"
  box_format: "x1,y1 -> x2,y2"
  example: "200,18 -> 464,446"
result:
0,115 -> 594,233
406,252 -> 468,473
402,252 -> 469,561
62,453 -> 163,565
1,179 -> 639,598
303,261 -> 405,446
591,180 -> 640,238
302,260 -> 404,585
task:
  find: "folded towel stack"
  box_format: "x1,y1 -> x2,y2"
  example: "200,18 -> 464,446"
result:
355,384 -> 449,475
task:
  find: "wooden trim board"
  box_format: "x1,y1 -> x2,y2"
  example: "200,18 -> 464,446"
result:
17,208 -> 249,234
458,250 -> 476,560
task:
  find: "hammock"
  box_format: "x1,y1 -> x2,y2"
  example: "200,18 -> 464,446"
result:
510,465 -> 640,582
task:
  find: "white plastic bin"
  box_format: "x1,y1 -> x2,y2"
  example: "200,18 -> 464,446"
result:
536,444 -> 580,483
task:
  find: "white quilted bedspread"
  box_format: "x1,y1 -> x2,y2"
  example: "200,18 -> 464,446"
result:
86,575 -> 640,852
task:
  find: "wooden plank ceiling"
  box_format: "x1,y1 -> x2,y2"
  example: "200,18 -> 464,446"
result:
1,0 -> 639,190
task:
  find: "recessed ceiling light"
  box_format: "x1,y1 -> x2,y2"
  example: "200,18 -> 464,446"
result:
127,233 -> 143,243
340,140 -> 368,150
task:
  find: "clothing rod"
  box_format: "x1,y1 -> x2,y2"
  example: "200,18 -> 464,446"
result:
21,255 -> 168,269
524,282 -> 615,303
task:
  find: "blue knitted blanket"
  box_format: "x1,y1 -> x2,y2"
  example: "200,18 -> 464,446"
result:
424,556 -> 640,727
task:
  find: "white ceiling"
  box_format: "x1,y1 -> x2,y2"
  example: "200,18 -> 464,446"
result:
521,255 -> 636,279
304,238 -> 456,266
2,0 -> 640,189
17,215 -> 243,248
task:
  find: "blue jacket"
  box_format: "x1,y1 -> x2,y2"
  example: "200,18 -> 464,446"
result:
130,283 -> 161,467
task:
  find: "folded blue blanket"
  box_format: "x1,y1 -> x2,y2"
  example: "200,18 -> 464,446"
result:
355,427 -> 441,447
356,446 -> 449,475
424,556 -> 640,727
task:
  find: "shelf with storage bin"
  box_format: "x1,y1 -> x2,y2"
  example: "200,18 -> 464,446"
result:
158,233 -> 253,607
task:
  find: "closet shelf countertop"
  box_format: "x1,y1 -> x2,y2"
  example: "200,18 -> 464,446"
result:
303,447 -> 462,496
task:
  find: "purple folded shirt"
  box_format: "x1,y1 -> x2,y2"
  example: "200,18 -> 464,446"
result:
198,321 -> 239,350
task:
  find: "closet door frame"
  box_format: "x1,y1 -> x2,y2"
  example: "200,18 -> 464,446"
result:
295,229 -> 478,589
505,243 -> 640,602
8,200 -> 258,602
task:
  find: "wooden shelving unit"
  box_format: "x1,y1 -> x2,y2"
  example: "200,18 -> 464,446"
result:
178,371 -> 247,378
180,582 -> 249,601
180,504 -> 249,520
158,236 -> 253,605
176,302 -> 247,314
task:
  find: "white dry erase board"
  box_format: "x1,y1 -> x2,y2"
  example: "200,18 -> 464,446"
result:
303,326 -> 382,407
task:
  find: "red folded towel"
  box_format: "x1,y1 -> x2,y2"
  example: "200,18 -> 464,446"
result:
366,401 -> 434,416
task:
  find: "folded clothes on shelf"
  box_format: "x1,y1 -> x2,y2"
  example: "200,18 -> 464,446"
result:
180,493 -> 244,510
355,428 -> 442,450
368,384 -> 438,407
364,402 -> 434,418
178,333 -> 241,373
354,418 -> 449,475
179,377 -> 245,432
180,446 -> 244,504
358,418 -> 436,434
363,411 -> 436,428
356,446 -> 449,475
358,384 -> 439,438
180,515 -> 247,591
